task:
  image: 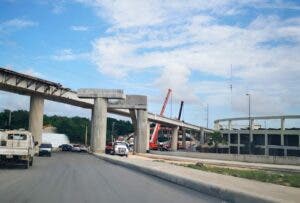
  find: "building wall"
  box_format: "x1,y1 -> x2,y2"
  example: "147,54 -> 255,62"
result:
220,129 -> 300,157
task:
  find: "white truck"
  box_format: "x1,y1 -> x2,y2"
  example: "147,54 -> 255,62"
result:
111,141 -> 129,157
0,130 -> 37,169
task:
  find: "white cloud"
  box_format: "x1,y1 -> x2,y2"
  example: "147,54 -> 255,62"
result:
70,25 -> 89,31
0,18 -> 38,31
78,0 -> 300,117
52,49 -> 90,61
21,68 -> 44,78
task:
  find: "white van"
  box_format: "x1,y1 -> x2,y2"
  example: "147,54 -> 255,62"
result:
0,130 -> 37,169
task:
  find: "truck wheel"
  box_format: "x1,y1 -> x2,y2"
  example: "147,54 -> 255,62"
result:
29,158 -> 33,166
24,160 -> 29,169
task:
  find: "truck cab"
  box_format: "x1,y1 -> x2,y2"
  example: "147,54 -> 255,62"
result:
0,130 -> 36,169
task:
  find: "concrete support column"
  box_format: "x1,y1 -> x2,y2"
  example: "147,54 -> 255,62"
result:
135,110 -> 148,153
228,134 -> 231,154
29,96 -> 44,146
200,129 -> 204,144
281,118 -> 285,146
78,89 -> 127,153
250,119 -> 254,142
228,120 -> 232,130
237,132 -> 240,154
182,128 -> 186,149
284,148 -> 287,156
265,134 -> 269,155
214,122 -> 220,130
92,98 -> 107,153
171,126 -> 179,151
90,109 -> 94,147
146,122 -> 150,151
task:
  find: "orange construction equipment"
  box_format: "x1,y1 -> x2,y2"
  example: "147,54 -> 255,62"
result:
149,89 -> 172,150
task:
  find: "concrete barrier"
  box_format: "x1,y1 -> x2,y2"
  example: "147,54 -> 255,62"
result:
152,151 -> 300,165
94,154 -> 281,203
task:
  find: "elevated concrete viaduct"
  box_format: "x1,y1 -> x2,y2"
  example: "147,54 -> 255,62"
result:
0,67 -> 213,153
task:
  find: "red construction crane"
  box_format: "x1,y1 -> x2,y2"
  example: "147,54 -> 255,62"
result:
149,89 -> 172,150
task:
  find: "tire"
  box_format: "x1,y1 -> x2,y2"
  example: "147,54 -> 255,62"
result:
24,160 -> 29,169
29,158 -> 33,166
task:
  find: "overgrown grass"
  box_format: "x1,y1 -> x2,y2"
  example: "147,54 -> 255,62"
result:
184,164 -> 300,188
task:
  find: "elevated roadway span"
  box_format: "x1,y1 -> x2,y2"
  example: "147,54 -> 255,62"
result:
0,67 -> 212,133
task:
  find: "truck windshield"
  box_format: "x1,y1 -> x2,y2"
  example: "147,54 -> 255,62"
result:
8,134 -> 27,140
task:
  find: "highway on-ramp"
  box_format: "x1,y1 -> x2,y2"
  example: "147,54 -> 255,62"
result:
0,152 -> 223,203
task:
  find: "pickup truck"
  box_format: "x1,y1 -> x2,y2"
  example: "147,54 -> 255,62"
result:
0,130 -> 37,169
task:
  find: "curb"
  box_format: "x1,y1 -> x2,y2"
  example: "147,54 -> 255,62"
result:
94,154 -> 277,203
140,153 -> 300,173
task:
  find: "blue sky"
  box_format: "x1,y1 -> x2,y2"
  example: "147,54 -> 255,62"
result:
0,0 -> 300,128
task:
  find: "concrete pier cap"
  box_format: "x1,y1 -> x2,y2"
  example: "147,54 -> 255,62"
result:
108,95 -> 147,110
77,89 -> 125,99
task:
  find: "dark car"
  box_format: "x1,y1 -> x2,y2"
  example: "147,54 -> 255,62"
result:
59,144 -> 73,152
39,143 -> 52,157
105,142 -> 113,154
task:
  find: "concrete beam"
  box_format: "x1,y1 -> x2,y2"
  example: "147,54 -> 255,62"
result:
78,89 -> 125,99
29,96 -> 44,146
215,115 -> 300,123
108,95 -> 147,110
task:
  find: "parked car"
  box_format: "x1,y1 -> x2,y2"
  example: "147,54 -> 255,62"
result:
0,130 -> 37,169
79,145 -> 88,153
59,144 -> 73,152
111,141 -> 129,157
39,143 -> 52,157
72,144 -> 81,152
105,142 -> 113,154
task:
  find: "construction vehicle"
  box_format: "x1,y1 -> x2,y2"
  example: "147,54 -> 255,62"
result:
149,89 -> 172,150
178,101 -> 184,120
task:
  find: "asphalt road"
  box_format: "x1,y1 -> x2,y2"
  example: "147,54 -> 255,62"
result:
0,152 -> 223,203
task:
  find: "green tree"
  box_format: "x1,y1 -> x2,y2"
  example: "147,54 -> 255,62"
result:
0,110 -> 134,145
208,131 -> 224,152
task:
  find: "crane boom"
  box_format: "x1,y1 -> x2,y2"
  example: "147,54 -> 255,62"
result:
178,101 -> 184,120
149,89 -> 172,149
